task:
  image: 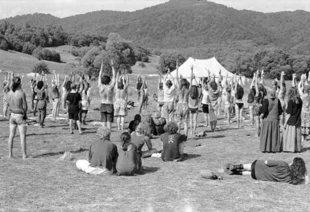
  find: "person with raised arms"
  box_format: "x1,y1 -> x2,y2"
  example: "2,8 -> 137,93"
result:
51,70 -> 60,121
162,68 -> 177,122
98,60 -> 116,130
115,74 -> 129,130
233,74 -> 244,128
66,83 -> 82,134
157,74 -> 165,114
297,74 -> 310,142
3,71 -> 11,119
175,64 -> 192,136
138,77 -> 148,114
207,72 -> 221,132
7,75 -> 28,159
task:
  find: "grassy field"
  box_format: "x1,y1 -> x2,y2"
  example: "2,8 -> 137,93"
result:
0,48 -> 309,212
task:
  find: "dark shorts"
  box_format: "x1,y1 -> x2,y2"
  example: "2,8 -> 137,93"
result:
251,160 -> 257,180
100,104 -> 114,123
69,111 -> 79,121
80,110 -> 88,114
202,104 -> 209,114
189,107 -> 198,114
236,103 -> 244,109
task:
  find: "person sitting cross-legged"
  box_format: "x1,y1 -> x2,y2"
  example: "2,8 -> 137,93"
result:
116,132 -> 141,176
160,121 -> 187,162
76,127 -> 118,175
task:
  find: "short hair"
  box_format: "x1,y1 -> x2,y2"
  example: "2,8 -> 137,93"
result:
37,81 -> 44,90
96,126 -> 111,140
12,77 -> 21,92
134,114 -> 141,122
101,75 -> 111,85
164,121 -> 179,134
117,81 -> 124,90
180,78 -> 189,89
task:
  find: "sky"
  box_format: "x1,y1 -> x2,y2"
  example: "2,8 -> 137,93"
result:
1,0 -> 310,20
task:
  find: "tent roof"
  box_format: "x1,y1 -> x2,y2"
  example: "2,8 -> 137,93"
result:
170,57 -> 233,78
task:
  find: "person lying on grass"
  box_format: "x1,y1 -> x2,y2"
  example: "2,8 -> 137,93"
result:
76,126 -> 118,175
116,132 -> 141,176
131,123 -> 157,158
160,121 -> 187,162
227,157 -> 309,185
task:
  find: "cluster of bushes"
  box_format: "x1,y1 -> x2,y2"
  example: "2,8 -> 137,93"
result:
32,47 -> 61,62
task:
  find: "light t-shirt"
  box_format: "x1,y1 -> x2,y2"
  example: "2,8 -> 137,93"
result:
163,85 -> 176,102
202,89 -> 209,104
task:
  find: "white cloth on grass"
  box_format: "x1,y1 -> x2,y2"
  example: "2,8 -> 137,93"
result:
76,160 -> 108,175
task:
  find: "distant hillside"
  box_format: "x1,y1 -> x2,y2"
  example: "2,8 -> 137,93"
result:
2,0 -> 310,70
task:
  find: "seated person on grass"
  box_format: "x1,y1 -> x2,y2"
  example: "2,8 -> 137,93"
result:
226,157 -> 309,185
128,114 -> 141,134
160,121 -> 187,162
116,132 -> 141,176
131,123 -> 157,158
76,127 -> 118,175
151,112 -> 166,136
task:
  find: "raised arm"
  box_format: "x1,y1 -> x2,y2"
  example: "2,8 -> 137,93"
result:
62,75 -> 68,88
175,63 -> 180,89
98,61 -> 103,87
109,60 -> 116,88
280,71 -> 285,91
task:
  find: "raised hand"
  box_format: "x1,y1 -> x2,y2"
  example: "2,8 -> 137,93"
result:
110,60 -> 114,66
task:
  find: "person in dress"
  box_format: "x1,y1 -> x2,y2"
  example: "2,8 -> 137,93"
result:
7,76 -> 28,159
222,74 -> 233,124
298,75 -> 310,142
66,83 -> 82,134
227,157 -> 308,185
208,77 -> 221,132
283,87 -> 302,152
116,132 -> 140,176
160,121 -> 187,162
36,80 -> 48,128
115,74 -> 129,130
76,127 -> 118,175
260,88 -> 283,153
51,70 -> 60,121
247,74 -> 256,125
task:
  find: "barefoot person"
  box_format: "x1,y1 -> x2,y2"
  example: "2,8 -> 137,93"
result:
227,157 -> 308,185
66,83 -> 82,134
51,70 -> 60,121
175,65 -> 192,136
3,71 -> 11,119
98,60 -> 116,130
162,69 -> 176,122
115,74 -> 129,130
188,72 -> 199,135
7,76 -> 28,159
138,77 -> 148,114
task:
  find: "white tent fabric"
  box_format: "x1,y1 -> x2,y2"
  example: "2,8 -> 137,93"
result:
170,57 -> 234,79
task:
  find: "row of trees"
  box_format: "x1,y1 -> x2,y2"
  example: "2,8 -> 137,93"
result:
0,21 -> 107,62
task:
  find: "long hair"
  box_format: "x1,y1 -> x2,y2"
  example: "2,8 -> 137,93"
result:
290,157 -> 307,185
120,132 -> 131,151
12,77 -> 21,92
180,78 -> 189,99
287,87 -> 300,104
164,121 -> 179,134
166,80 -> 173,89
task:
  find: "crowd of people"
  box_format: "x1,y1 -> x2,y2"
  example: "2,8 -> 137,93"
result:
2,60 -> 309,185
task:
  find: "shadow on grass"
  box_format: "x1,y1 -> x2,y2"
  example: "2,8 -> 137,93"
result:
27,132 -> 55,137
181,154 -> 201,161
139,166 -> 160,175
33,148 -> 88,158
194,135 -> 225,140
301,147 -> 310,152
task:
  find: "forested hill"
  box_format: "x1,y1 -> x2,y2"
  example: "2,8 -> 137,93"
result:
2,0 -> 310,54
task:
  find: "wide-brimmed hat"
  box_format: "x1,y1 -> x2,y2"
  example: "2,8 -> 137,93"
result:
151,112 -> 161,118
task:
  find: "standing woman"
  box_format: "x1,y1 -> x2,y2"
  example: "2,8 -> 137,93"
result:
66,83 -> 82,134
36,80 -> 48,128
298,75 -> 310,142
260,88 -> 283,153
138,77 -> 148,114
283,88 -> 302,152
247,74 -> 256,125
162,70 -> 176,122
201,77 -> 210,127
115,74 -> 129,131
157,75 -> 165,114
233,75 -> 244,128
188,72 -> 199,135
51,70 -> 60,121
3,71 -> 11,119
208,77 -> 221,132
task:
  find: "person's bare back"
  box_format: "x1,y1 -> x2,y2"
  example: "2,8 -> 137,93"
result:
8,89 -> 27,114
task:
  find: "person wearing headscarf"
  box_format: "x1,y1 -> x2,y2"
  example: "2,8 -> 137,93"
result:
260,87 -> 283,153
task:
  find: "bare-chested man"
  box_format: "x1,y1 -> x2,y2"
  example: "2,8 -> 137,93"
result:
98,60 -> 116,130
115,74 -> 129,130
7,76 -> 28,159
175,65 -> 193,136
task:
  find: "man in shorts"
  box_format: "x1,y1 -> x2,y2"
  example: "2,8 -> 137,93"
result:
7,76 -> 28,159
98,60 -> 116,130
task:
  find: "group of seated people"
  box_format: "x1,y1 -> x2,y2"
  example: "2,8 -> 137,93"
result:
76,120 -> 187,176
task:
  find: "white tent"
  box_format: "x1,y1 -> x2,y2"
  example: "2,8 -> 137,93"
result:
170,57 -> 234,79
